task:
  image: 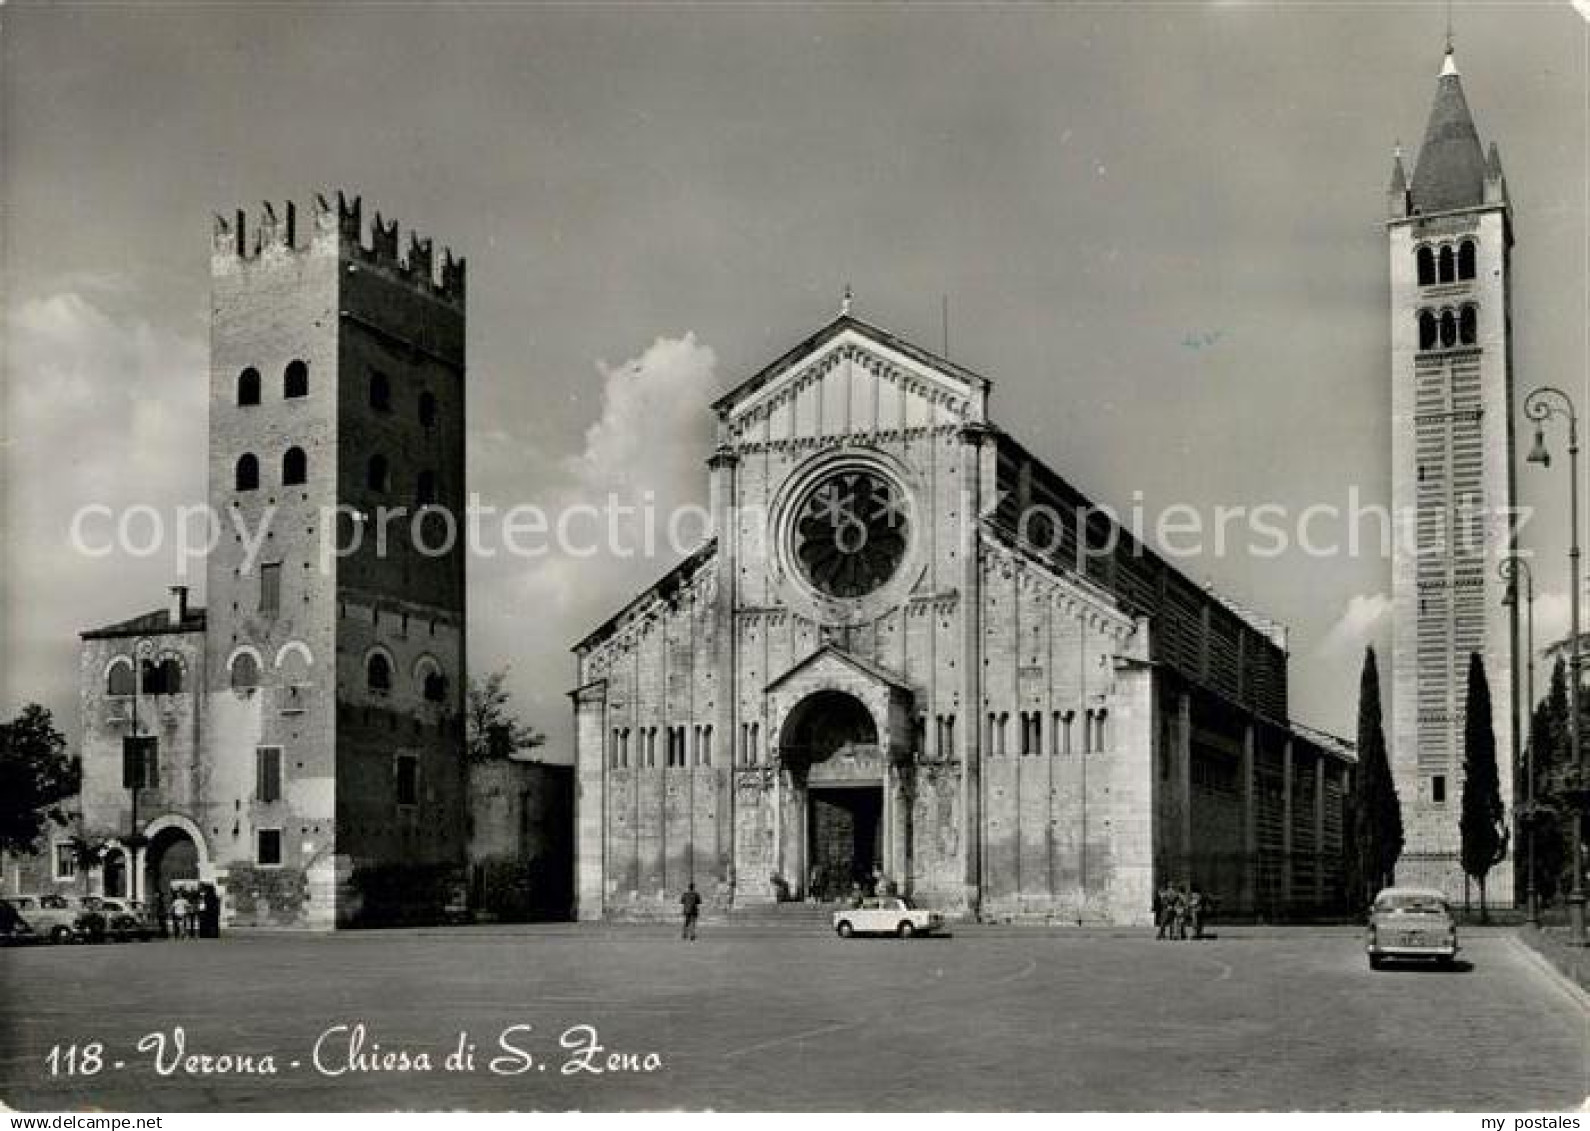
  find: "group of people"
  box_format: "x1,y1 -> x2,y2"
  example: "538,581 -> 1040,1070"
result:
1153,881 -> 1213,940
152,882 -> 220,939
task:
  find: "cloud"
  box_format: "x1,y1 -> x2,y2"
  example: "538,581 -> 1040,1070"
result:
1531,589 -> 1572,655
1317,591 -> 1391,658
2,291 -> 207,734
468,333 -> 720,760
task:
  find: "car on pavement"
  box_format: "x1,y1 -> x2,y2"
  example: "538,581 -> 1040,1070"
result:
97,898 -> 160,941
6,893 -> 107,943
1365,886 -> 1459,969
834,895 -> 945,939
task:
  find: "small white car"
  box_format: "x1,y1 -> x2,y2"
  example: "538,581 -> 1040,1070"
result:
1366,886 -> 1459,969
834,896 -> 945,939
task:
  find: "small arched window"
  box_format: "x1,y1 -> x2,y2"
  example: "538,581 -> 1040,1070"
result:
230,652 -> 260,690
1459,305 -> 1477,345
367,653 -> 392,693
366,454 -> 388,492
1416,246 -> 1436,287
235,453 -> 260,491
1438,244 -> 1455,283
369,371 -> 391,413
417,470 -> 438,506
282,446 -> 307,486
1418,311 -> 1438,351
107,659 -> 136,697
419,391 -> 438,429
1457,240 -> 1477,280
423,670 -> 446,702
238,367 -> 261,406
1439,309 -> 1457,348
284,359 -> 309,399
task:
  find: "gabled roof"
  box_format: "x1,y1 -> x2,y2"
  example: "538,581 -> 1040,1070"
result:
765,642 -> 913,695
710,312 -> 990,417
571,541 -> 717,655
1409,49 -> 1489,215
81,608 -> 207,640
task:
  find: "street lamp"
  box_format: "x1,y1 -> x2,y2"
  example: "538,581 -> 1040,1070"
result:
1500,554 -> 1537,927
1524,385 -> 1584,945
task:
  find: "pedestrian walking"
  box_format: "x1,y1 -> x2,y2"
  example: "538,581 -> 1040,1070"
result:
184,889 -> 200,938
170,891 -> 190,940
1155,882 -> 1178,940
1170,884 -> 1189,940
680,882 -> 702,941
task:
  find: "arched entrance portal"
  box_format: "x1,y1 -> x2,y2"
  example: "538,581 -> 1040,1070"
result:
782,690 -> 884,901
145,826 -> 200,906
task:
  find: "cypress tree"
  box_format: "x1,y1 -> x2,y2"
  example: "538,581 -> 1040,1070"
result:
1460,652 -> 1508,920
1353,646 -> 1403,903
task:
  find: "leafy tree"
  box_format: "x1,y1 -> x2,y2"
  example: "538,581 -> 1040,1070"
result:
1522,660 -> 1569,904
466,667 -> 546,763
1351,646 -> 1404,906
0,704 -> 80,854
1460,652 -> 1508,920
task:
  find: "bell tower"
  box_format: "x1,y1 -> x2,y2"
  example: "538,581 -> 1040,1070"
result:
1387,47 -> 1515,902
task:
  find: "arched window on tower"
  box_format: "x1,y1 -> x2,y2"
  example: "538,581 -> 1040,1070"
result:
1440,309 -> 1457,348
1457,239 -> 1477,280
1418,311 -> 1438,351
284,359 -> 309,399
366,652 -> 392,693
369,370 -> 391,413
1416,246 -> 1436,287
282,446 -> 307,486
229,652 -> 260,690
235,453 -> 259,491
238,367 -> 261,406
107,659 -> 136,697
417,470 -> 438,506
1459,304 -> 1478,345
366,454 -> 388,492
419,390 -> 438,430
1438,244 -> 1455,284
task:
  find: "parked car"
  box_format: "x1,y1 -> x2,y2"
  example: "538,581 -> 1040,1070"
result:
834,896 -> 945,939
97,898 -> 159,941
1366,886 -> 1459,969
7,894 -> 106,943
0,898 -> 36,944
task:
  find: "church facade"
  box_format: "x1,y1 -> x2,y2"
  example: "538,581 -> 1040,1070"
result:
572,314 -> 1355,924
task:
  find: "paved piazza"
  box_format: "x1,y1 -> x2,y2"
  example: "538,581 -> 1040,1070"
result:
0,924 -> 1583,1111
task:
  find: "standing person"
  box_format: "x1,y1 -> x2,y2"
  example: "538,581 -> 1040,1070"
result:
679,882 -> 702,941
169,890 -> 189,940
1152,884 -> 1166,939
1170,884 -> 1189,941
184,888 -> 200,939
1156,882 -> 1178,940
152,890 -> 168,939
1188,885 -> 1205,940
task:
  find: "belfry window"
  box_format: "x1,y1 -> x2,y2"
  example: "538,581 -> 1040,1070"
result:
1459,305 -> 1477,345
238,367 -> 261,406
419,391 -> 438,429
283,446 -> 307,486
1439,309 -> 1457,349
1438,244 -> 1455,284
1418,311 -> 1438,351
1416,246 -> 1436,287
366,454 -> 389,492
284,359 -> 309,399
1457,240 -> 1476,281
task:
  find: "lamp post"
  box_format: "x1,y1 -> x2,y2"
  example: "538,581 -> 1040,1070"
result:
1500,554 -> 1537,927
1524,386 -> 1584,945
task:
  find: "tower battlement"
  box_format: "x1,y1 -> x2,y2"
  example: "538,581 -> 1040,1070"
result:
212,190 -> 465,305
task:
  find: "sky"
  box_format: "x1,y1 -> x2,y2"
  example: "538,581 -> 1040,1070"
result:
2,1 -> 1587,762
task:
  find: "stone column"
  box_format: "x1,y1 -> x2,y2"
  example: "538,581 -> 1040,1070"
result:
573,681 -> 609,921
1280,738 -> 1294,912
707,445 -> 739,897
1240,719 -> 1257,915
958,423 -> 993,917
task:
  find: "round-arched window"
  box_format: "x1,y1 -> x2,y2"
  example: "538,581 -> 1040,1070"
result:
419,390 -> 438,429
367,653 -> 392,693
238,367 -> 261,406
235,453 -> 260,492
367,454 -> 389,492
283,446 -> 307,486
230,652 -> 260,689
107,659 -> 136,697
284,359 -> 309,399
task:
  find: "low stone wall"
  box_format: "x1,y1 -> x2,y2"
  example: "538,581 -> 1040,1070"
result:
1515,926 -> 1590,993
